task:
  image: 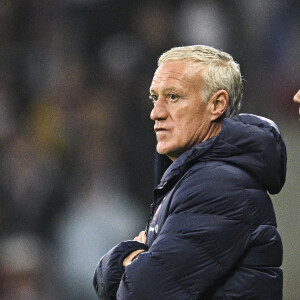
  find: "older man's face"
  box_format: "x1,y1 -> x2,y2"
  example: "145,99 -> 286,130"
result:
149,61 -> 215,161
293,90 -> 300,116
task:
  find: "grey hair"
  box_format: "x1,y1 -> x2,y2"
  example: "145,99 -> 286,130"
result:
158,45 -> 243,118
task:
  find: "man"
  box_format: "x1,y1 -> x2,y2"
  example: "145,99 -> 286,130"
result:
293,89 -> 300,115
93,45 -> 287,299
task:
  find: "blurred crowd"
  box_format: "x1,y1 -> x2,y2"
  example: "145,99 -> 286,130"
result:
0,0 -> 299,299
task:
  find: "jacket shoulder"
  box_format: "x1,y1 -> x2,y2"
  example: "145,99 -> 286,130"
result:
170,161 -> 254,220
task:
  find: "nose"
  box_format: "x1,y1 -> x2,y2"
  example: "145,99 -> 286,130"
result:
293,90 -> 300,104
150,98 -> 168,121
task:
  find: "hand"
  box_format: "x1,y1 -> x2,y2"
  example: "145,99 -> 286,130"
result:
122,231 -> 147,267
122,249 -> 145,267
133,231 -> 147,244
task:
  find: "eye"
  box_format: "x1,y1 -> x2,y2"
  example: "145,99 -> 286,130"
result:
168,93 -> 178,101
149,94 -> 158,104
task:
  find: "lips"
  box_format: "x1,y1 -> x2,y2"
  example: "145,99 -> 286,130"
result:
154,127 -> 167,133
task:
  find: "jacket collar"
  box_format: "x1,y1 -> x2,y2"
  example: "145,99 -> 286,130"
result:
154,114 -> 286,195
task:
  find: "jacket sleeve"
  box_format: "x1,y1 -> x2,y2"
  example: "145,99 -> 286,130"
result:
116,166 -> 252,300
93,240 -> 148,299
117,214 -> 250,299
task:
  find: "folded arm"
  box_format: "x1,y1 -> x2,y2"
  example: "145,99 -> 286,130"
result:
117,213 -> 250,299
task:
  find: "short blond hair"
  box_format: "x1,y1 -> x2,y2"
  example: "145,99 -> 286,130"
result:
158,45 -> 243,118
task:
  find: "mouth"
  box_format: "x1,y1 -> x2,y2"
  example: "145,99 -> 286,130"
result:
154,127 -> 167,133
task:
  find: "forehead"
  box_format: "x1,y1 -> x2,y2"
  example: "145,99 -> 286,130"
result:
150,61 -> 203,91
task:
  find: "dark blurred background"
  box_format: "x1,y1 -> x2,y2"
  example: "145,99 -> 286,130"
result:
0,0 -> 299,299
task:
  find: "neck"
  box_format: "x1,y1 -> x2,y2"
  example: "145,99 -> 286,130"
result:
202,120 -> 223,142
168,120 -> 223,162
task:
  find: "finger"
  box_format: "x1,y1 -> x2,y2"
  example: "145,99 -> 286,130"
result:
133,231 -> 143,242
141,231 -> 147,244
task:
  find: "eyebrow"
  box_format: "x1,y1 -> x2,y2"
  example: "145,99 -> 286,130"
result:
149,87 -> 182,94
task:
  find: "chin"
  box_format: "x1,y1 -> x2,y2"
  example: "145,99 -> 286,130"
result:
156,143 -> 171,156
157,145 -> 182,161
156,147 -> 168,156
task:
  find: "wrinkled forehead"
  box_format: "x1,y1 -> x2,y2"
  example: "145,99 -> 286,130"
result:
150,61 -> 205,91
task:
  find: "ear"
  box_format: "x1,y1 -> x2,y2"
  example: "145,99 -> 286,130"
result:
209,90 -> 229,121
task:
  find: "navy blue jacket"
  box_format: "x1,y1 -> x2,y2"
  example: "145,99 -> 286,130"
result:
94,114 -> 287,299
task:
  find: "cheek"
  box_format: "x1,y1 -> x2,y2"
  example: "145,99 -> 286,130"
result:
177,114 -> 204,134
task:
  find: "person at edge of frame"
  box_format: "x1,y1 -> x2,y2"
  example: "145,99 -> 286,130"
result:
293,89 -> 300,116
93,45 -> 287,300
